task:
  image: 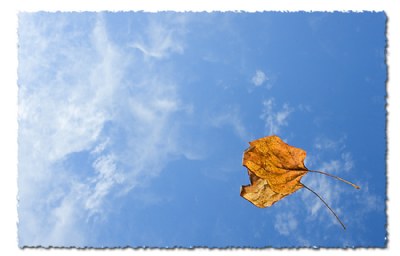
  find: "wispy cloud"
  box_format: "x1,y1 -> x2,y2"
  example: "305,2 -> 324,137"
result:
317,152 -> 354,174
300,135 -> 381,234
85,154 -> 124,215
210,106 -> 252,142
274,212 -> 298,236
301,175 -> 340,222
341,152 -> 354,172
18,14 -> 119,246
301,144 -> 349,226
18,13 -> 190,246
129,16 -> 186,59
313,136 -> 347,151
260,98 -> 293,136
298,103 -> 312,112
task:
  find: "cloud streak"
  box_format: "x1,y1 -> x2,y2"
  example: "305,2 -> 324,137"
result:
260,98 -> 293,136
268,133 -> 380,240
210,106 -> 252,142
299,135 -> 381,235
274,212 -> 298,236
18,13 -> 190,246
129,15 -> 186,59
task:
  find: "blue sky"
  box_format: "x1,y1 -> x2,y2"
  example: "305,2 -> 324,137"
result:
18,12 -> 386,248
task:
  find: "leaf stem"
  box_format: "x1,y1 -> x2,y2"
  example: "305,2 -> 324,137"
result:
308,170 -> 360,189
302,183 -> 346,230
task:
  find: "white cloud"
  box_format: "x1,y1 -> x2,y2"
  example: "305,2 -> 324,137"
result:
313,136 -> 347,151
341,152 -> 354,172
251,70 -> 268,86
129,16 -> 185,59
320,160 -> 341,174
274,212 -> 298,236
301,172 -> 384,232
302,167 -> 342,216
45,184 -> 88,247
18,13 -> 190,246
260,98 -> 293,135
18,14 -> 120,246
309,148 -> 354,175
302,175 -> 337,218
353,182 -> 385,214
299,136 -> 378,232
85,154 -> 125,214
90,137 -> 110,155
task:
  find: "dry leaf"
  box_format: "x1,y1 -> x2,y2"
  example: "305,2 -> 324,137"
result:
240,135 -> 360,229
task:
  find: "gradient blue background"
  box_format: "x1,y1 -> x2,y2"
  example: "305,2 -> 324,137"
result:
18,12 -> 386,247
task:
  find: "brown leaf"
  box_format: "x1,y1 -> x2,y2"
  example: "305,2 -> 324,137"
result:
240,135 -> 360,229
240,170 -> 289,208
241,135 -> 307,206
